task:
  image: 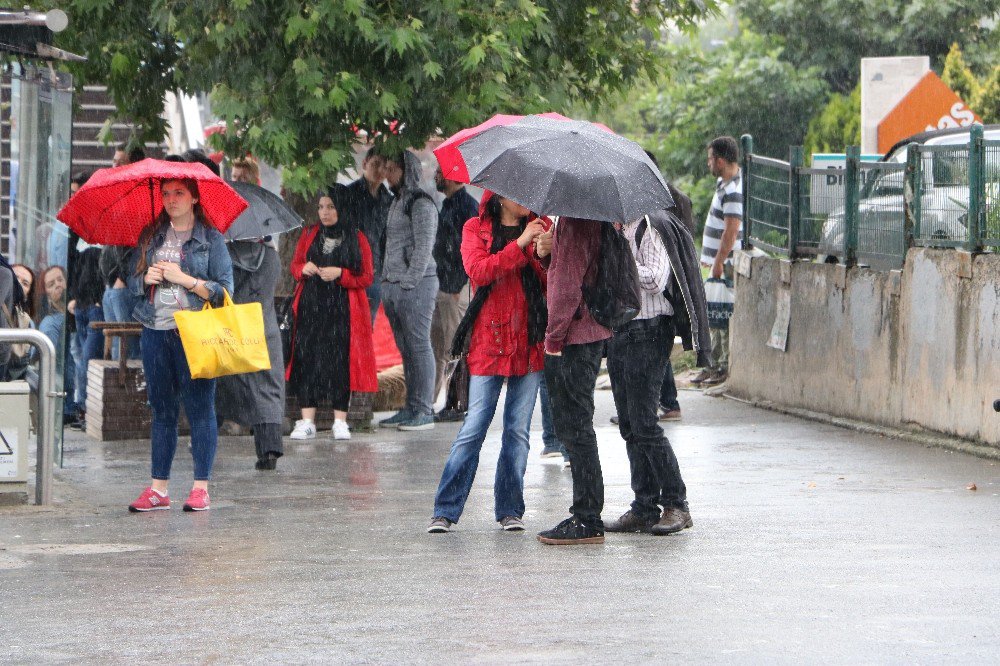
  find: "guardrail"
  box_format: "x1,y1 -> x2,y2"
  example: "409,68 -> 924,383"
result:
0,329 -> 61,504
741,125 -> 999,269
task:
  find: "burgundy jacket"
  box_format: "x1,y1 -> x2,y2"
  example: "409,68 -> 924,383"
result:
542,217 -> 611,353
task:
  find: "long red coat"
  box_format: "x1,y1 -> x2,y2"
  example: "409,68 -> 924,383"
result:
285,224 -> 378,393
463,193 -> 549,377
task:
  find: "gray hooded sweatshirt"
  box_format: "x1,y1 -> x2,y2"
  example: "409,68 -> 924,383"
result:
382,150 -> 438,289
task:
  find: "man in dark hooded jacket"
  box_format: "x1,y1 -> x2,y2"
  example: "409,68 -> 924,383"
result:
380,150 -> 439,431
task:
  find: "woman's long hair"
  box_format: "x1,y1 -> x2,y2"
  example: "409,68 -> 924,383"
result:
134,178 -> 208,276
484,195 -> 547,344
11,263 -> 35,318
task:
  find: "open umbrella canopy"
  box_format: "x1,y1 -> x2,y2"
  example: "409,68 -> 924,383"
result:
434,114 -> 671,223
56,158 -> 248,246
225,181 -> 303,241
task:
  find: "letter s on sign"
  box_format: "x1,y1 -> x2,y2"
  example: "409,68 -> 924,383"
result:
951,102 -> 975,127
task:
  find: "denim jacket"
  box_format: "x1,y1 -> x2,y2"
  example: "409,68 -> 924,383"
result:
127,220 -> 234,328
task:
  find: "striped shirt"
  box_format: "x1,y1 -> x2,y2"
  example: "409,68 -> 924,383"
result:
622,217 -> 673,320
700,169 -> 743,265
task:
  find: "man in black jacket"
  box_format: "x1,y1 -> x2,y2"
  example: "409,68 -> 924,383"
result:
335,147 -> 393,324
430,166 -> 478,416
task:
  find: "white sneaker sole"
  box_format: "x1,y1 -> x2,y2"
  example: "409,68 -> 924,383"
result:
128,505 -> 170,512
333,432 -> 351,440
398,422 -> 435,431
290,431 -> 316,440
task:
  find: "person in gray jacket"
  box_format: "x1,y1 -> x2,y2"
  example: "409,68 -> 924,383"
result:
379,150 -> 439,431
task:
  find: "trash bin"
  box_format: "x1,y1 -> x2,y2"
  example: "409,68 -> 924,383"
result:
0,380 -> 31,504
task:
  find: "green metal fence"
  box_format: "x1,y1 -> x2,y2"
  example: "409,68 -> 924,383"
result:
984,140 -> 1000,247
740,125 -> 999,269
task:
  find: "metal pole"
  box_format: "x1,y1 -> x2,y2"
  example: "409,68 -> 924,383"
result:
0,328 -> 60,505
741,134 -> 754,250
788,146 -> 803,259
844,146 -> 860,267
967,123 -> 984,253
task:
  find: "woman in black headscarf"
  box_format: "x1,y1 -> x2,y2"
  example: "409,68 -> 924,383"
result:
285,189 -> 378,441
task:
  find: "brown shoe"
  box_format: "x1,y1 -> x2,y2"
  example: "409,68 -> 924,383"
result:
658,408 -> 681,421
689,368 -> 716,384
604,509 -> 658,533
700,369 -> 728,387
651,507 -> 693,535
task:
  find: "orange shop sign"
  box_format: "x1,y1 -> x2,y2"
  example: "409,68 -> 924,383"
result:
877,71 -> 980,153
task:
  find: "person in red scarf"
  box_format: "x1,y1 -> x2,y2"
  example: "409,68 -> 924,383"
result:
285,191 -> 378,441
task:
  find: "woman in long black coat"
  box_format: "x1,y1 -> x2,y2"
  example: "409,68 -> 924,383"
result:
215,240 -> 286,469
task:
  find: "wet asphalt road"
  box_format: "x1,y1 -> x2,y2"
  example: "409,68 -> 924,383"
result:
1,390 -> 998,663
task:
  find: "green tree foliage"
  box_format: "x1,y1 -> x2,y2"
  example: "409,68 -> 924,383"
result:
978,66 -> 1000,123
586,34 -> 828,233
942,43 -> 980,107
802,85 -> 861,157
48,0 -> 717,193
735,0 -> 1000,93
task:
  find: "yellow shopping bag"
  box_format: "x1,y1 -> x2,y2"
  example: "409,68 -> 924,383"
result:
174,289 -> 271,379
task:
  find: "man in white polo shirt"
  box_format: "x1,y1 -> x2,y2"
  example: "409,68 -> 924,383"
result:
694,136 -> 742,387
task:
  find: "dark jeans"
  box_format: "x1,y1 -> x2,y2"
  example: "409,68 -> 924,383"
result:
74,304 -> 105,412
659,359 -> 680,411
141,327 -> 219,481
544,340 -> 605,528
607,316 -> 688,519
367,281 -> 382,325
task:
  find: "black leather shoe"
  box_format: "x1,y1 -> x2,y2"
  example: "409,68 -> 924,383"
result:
537,516 -> 605,545
435,408 -> 465,423
605,509 -> 658,533
651,507 -> 693,535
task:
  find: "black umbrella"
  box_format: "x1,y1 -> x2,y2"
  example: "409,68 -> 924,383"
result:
440,115 -> 673,222
224,181 -> 303,241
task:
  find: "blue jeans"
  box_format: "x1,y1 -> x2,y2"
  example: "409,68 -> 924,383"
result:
539,375 -> 567,458
102,287 -> 141,360
141,327 -> 219,481
74,304 -> 105,412
433,371 -> 541,523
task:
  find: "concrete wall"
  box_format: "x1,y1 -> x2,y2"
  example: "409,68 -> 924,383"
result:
727,249 -> 1000,447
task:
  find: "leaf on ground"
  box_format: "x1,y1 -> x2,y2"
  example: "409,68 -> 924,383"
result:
967,483 -> 977,491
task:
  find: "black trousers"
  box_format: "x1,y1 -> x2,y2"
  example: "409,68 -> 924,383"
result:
544,340 -> 605,528
607,316 -> 688,519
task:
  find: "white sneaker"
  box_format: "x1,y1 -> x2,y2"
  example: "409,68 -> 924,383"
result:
332,419 -> 351,440
290,419 -> 316,440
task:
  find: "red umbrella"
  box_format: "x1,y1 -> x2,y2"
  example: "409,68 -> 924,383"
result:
56,158 -> 249,246
434,112 -> 614,183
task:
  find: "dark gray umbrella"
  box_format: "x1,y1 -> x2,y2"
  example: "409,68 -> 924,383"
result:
452,115 -> 673,222
224,181 -> 303,241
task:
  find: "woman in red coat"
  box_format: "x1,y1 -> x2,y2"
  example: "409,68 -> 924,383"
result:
286,191 -> 377,441
427,191 -> 549,533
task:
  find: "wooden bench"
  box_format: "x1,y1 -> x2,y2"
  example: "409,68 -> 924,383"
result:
90,321 -> 144,386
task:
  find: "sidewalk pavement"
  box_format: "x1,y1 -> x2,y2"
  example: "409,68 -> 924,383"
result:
2,390 -> 998,663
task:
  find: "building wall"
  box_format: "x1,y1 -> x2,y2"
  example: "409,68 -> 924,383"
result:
727,249 -> 1000,446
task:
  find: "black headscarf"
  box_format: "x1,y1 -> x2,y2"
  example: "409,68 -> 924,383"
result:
312,187 -> 362,274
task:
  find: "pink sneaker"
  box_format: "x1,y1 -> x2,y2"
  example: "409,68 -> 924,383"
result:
182,488 -> 210,512
128,487 -> 170,512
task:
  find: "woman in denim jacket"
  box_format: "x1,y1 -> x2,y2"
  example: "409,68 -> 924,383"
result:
126,178 -> 234,513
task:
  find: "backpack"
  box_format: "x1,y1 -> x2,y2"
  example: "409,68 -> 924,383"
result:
582,223 -> 641,330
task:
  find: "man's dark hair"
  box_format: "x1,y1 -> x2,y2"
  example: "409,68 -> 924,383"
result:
117,142 -> 145,164
707,136 -> 739,164
71,171 -> 93,188
643,149 -> 660,169
182,148 -> 221,176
